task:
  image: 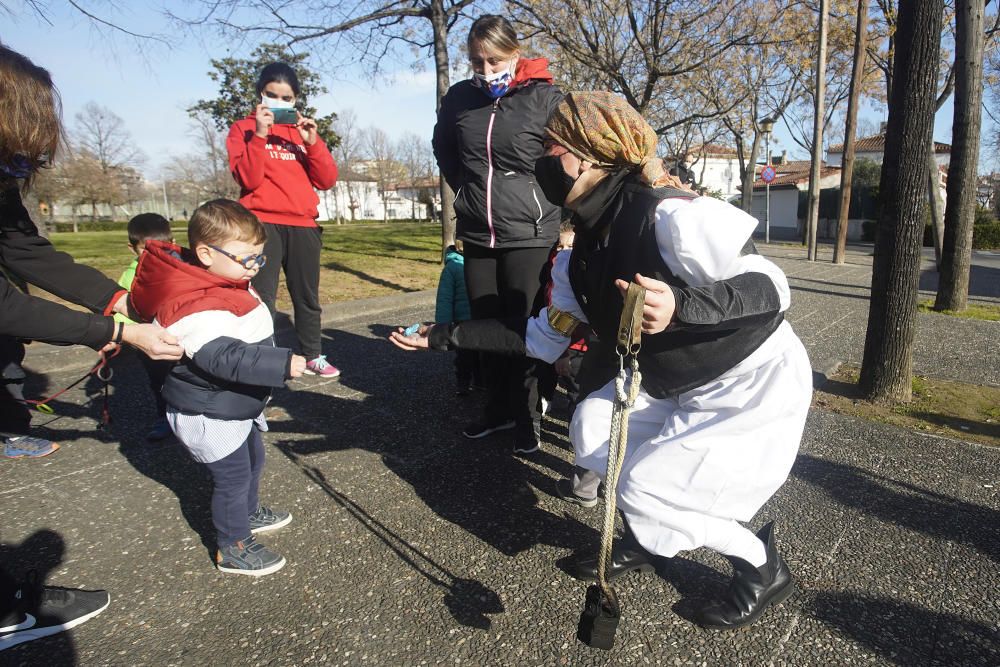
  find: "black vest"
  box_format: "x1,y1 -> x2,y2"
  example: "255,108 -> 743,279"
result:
568,180 -> 784,398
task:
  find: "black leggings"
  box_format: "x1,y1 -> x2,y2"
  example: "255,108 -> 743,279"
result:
252,223 -> 324,359
463,243 -> 551,429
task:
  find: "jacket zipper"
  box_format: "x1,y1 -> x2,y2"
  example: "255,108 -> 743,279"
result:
530,186 -> 543,236
485,99 -> 499,248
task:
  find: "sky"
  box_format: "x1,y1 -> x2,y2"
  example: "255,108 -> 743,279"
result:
1,2 -> 977,181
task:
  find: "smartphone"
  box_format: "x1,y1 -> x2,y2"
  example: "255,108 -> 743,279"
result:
270,107 -> 298,125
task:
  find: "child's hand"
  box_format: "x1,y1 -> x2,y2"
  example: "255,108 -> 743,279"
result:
389,324 -> 432,351
289,354 -> 307,378
554,356 -> 572,377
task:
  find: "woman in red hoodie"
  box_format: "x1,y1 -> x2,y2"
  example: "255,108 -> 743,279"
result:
432,15 -> 564,455
227,62 -> 340,377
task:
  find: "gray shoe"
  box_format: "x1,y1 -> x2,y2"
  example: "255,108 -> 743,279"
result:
554,477 -> 599,508
216,537 -> 285,576
249,506 -> 292,534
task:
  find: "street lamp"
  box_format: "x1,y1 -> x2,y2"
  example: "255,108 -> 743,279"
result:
760,117 -> 775,244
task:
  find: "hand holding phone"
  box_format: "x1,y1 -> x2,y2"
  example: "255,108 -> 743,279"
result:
270,107 -> 298,125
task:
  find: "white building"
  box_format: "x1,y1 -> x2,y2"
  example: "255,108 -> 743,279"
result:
316,171 -> 430,222
749,160 -> 843,241
682,144 -> 744,199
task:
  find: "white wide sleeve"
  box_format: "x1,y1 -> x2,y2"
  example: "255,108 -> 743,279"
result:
524,250 -> 589,363
654,197 -> 791,312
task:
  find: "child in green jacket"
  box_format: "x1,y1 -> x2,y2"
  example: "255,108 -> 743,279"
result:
117,213 -> 174,440
434,242 -> 480,395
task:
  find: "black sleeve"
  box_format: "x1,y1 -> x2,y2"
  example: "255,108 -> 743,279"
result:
428,317 -> 528,356
0,274 -> 115,349
432,89 -> 462,192
190,337 -> 293,388
0,187 -> 123,313
669,272 -> 782,332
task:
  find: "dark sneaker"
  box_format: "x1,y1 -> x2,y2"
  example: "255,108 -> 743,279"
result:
0,576 -> 110,650
554,477 -> 599,508
146,418 -> 172,442
249,506 -> 292,535
216,537 -> 285,576
513,432 -> 541,455
462,419 -> 515,439
2,436 -> 59,459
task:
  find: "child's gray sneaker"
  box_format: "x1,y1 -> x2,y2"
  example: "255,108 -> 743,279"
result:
216,537 -> 285,576
249,506 -> 292,534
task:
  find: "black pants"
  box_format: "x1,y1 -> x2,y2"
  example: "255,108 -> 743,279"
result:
463,244 -> 551,430
252,223 -> 324,359
204,425 -> 265,548
454,348 -> 481,387
138,354 -> 172,419
0,336 -> 29,437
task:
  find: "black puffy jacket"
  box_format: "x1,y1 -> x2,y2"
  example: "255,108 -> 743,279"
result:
433,61 -> 564,250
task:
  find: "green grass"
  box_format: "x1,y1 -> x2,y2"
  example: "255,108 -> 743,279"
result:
917,299 -> 1000,321
45,222 -> 444,308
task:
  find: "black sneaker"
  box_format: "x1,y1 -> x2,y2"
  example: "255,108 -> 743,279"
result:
462,419 -> 515,439
216,536 -> 285,576
0,574 -> 110,650
554,477 -> 599,508
249,506 -> 292,535
513,432 -> 541,454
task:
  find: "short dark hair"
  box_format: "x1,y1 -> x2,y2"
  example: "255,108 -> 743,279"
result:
127,213 -> 171,247
255,62 -> 300,96
188,199 -> 266,249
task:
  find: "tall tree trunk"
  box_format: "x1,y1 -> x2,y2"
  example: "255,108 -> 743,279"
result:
738,131 -> 763,213
806,0 -> 829,261
928,68 -> 956,266
926,143 -> 945,263
934,0 -> 985,311
860,0 -> 944,403
834,0 -> 869,264
431,0 -> 455,253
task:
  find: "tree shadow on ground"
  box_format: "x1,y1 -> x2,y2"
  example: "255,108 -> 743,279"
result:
265,325 -> 591,561
331,248 -> 439,265
274,444 -> 505,630
322,261 -> 420,293
791,453 -> 999,562
1,529 -> 77,665
809,592 -> 1000,666
919,264 -> 1000,300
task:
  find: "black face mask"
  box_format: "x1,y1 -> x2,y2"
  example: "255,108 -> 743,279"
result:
533,154 -> 577,206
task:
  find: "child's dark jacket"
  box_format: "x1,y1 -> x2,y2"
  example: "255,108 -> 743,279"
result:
130,240 -> 291,420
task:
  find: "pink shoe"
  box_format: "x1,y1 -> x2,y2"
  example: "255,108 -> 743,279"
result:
304,355 -> 341,378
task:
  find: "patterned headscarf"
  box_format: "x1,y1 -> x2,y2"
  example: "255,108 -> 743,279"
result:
546,91 -> 687,190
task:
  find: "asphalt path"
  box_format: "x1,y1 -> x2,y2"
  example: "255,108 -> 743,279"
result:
3,244 -> 997,665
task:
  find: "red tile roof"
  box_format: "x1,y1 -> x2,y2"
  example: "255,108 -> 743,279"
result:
828,133 -> 951,154
752,163 -> 841,189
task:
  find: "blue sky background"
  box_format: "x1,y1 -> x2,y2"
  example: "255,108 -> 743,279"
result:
2,2 -> 974,180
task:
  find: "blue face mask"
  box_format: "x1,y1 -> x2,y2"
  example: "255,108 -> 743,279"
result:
0,154 -> 35,180
471,68 -> 514,99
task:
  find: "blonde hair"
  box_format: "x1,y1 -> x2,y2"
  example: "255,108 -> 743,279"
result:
188,199 -> 266,248
467,15 -> 519,58
0,45 -> 63,189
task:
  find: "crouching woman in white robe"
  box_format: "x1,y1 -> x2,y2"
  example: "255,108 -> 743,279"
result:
390,92 -> 812,630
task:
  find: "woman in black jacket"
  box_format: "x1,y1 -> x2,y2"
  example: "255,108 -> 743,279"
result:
432,15 -> 563,453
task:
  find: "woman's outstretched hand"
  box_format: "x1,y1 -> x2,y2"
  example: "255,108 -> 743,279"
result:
614,273 -> 676,335
389,324 -> 433,351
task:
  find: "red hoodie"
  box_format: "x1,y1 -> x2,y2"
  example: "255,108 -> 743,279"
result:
130,240 -> 261,328
226,116 -> 339,227
512,57 -> 555,87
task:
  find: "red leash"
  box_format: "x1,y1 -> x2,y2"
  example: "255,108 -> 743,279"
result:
23,346 -> 122,427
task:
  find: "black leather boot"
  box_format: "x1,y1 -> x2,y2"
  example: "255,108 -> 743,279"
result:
568,519 -> 656,582
696,521 -> 794,630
